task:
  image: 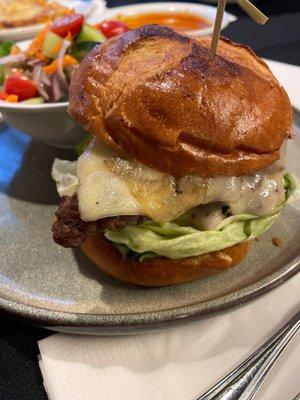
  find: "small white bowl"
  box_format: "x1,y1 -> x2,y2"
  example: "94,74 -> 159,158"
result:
89,2 -> 237,37
0,38 -> 86,148
0,101 -> 86,148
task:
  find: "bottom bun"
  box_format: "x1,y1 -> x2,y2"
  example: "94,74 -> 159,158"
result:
81,234 -> 252,287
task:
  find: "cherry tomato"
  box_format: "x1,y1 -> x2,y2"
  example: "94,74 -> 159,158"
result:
97,20 -> 129,38
50,14 -> 84,37
4,74 -> 38,101
0,91 -> 8,100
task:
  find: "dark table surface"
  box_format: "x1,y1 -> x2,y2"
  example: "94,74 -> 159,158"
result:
1,1 -> 300,399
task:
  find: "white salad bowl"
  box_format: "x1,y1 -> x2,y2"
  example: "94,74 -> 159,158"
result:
89,2 -> 237,37
0,101 -> 86,148
0,38 -> 87,148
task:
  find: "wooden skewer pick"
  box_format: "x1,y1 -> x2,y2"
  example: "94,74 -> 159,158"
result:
237,0 -> 268,24
210,0 -> 268,55
210,0 -> 227,54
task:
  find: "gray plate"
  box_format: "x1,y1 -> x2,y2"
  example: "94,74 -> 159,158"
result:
0,125 -> 299,335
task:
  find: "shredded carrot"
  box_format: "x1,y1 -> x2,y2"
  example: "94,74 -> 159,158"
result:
6,94 -> 18,102
52,42 -> 63,54
10,45 -> 21,55
27,25 -> 49,57
63,55 -> 78,66
42,55 -> 78,74
42,60 -> 58,74
65,31 -> 72,41
35,51 -> 48,61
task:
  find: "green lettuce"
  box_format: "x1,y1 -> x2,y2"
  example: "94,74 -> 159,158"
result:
0,41 -> 13,57
0,40 -> 13,85
105,174 -> 296,261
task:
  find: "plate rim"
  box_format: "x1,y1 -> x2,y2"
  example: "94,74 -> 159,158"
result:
88,2 -> 237,37
0,0 -> 97,39
1,253 -> 299,333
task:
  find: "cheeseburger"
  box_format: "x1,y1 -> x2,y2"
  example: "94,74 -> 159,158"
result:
52,25 -> 294,286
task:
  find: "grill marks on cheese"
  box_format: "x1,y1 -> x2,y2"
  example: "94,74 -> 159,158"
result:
77,139 -> 285,222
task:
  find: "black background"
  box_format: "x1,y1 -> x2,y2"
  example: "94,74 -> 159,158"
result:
1,1 -> 300,399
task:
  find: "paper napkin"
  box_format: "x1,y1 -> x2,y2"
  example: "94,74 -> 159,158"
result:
266,59 -> 300,110
38,273 -> 300,400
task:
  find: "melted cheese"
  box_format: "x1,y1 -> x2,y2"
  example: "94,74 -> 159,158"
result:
52,159 -> 78,197
77,141 -> 142,221
77,138 -> 285,222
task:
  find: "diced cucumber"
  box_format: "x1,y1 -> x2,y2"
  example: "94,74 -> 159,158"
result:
0,41 -> 13,84
70,41 -> 100,61
76,24 -> 106,44
42,31 -> 64,59
21,97 -> 45,105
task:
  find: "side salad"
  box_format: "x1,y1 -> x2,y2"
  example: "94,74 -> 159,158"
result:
0,15 -> 129,104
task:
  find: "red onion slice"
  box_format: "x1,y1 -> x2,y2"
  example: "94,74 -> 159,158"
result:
0,54 -> 26,65
27,58 -> 42,67
56,40 -> 71,93
32,63 -> 50,100
50,72 -> 62,102
40,71 -> 51,86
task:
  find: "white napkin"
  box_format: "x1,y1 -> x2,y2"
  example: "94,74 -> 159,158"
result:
266,59 -> 300,110
38,274 -> 300,400
38,60 -> 300,400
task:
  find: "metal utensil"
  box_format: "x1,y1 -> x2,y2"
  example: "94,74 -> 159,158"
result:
197,310 -> 300,400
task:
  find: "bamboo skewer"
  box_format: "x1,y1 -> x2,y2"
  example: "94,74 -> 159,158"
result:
210,0 -> 269,55
210,0 -> 227,54
237,0 -> 269,25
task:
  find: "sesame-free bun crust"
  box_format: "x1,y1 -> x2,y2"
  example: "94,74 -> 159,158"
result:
69,25 -> 292,178
81,234 -> 251,287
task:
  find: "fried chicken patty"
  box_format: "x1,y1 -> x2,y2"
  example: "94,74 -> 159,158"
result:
52,194 -> 147,248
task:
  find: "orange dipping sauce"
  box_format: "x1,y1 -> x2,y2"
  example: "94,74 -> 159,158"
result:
116,11 -> 211,33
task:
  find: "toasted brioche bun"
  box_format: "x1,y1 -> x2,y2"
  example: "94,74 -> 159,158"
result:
69,24 -> 292,178
81,234 -> 251,286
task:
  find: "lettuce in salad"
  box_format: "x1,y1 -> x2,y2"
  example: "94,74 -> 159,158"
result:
0,41 -> 13,85
105,174 -> 296,261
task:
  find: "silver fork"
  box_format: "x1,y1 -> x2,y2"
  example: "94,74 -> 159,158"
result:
197,310 -> 300,400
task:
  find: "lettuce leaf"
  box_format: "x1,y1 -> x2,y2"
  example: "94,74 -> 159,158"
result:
104,173 -> 295,261
0,41 -> 13,57
0,41 -> 13,85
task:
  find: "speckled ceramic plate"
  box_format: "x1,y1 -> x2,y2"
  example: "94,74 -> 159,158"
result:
0,125 -> 299,335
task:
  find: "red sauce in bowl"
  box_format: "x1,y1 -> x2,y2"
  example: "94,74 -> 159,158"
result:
116,11 -> 211,33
